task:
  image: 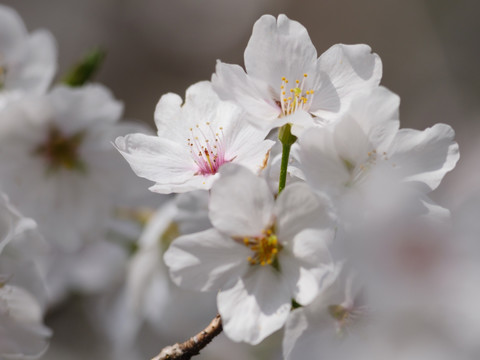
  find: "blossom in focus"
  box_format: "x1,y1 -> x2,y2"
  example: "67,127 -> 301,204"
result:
115,81 -> 274,194
164,164 -> 334,344
0,84 -> 149,252
212,14 -> 382,134
0,5 -> 56,109
0,194 -> 50,359
297,86 -> 459,224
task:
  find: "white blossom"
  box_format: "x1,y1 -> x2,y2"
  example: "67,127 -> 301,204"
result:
212,14 -> 382,133
0,194 -> 50,359
115,81 -> 274,194
94,192 -> 216,359
297,86 -> 459,225
0,84 -> 148,253
164,164 -> 334,344
0,5 -> 56,109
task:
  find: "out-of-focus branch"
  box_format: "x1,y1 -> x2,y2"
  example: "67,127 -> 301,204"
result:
151,314 -> 223,360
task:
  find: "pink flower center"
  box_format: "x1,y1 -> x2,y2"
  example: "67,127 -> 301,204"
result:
187,122 -> 230,176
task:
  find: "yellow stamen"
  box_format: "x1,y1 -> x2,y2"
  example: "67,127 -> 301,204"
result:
242,229 -> 281,267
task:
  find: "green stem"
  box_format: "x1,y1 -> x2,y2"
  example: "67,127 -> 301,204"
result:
278,123 -> 297,194
278,142 -> 291,194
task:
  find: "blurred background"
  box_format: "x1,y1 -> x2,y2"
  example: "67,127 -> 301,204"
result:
3,0 -> 479,359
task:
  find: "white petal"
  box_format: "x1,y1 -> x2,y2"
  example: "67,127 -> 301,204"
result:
289,111 -> 317,137
174,191 -> 211,234
115,133 -> 196,190
154,92 -> 183,136
183,81 -> 241,131
298,126 -> 350,195
49,84 -> 123,132
0,194 -> 22,254
244,14 -> 318,91
275,182 -> 334,243
311,44 -> 382,119
218,266 -> 291,344
330,87 -> 400,166
0,284 -> 51,358
164,228 -> 250,292
212,61 -> 280,122
418,195 -> 451,222
282,264 -> 349,359
344,87 -> 400,151
0,284 -> 43,324
283,307 -> 332,360
155,82 -> 234,145
389,124 -> 459,191
279,254 -> 327,306
306,73 -> 341,117
148,173 -> 218,194
0,5 -> 26,56
7,30 -> 57,95
209,164 -> 274,237
223,116 -> 274,173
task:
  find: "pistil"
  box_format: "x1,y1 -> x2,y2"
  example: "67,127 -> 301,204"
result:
188,122 -> 230,176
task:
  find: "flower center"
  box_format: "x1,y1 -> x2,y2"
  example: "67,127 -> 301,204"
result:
187,122 -> 230,176
279,74 -> 314,116
243,228 -> 281,266
342,149 -> 395,187
328,303 -> 367,335
33,126 -> 87,174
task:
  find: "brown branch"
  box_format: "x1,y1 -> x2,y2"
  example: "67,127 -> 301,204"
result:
151,314 -> 223,360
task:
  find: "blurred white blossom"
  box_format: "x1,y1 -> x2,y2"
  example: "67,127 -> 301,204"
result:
298,86 -> 459,225
0,194 -> 50,359
0,5 -> 56,109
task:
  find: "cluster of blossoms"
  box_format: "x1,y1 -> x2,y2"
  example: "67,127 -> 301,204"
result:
1,5 -> 477,360
116,13 -> 472,360
0,5 -> 156,358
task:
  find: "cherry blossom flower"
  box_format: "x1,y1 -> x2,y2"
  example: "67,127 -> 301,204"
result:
297,86 -> 459,224
115,81 -> 274,194
212,14 -> 382,133
164,164 -> 334,344
0,84 -> 149,253
0,5 -> 57,109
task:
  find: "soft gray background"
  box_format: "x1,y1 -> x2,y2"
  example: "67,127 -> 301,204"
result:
3,0 -> 479,359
